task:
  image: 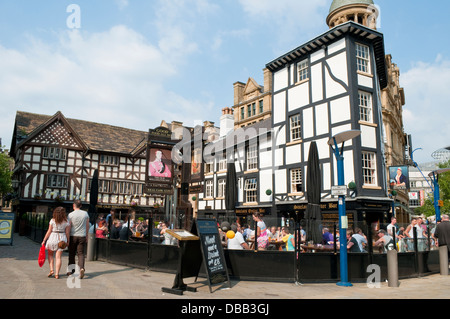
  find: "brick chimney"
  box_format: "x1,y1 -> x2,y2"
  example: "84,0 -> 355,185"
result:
220,107 -> 234,138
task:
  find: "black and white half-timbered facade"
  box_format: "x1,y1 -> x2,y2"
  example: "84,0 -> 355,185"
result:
266,21 -> 392,225
10,111 -> 167,219
197,112 -> 273,222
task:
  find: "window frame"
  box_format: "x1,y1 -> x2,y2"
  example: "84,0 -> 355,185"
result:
43,147 -> 67,160
246,144 -> 258,171
290,114 -> 302,142
290,168 -> 303,193
47,174 -> 68,188
356,43 -> 371,74
297,59 -> 309,82
217,179 -> 226,198
358,91 -> 373,123
205,179 -> 214,198
244,178 -> 258,203
361,152 -> 377,186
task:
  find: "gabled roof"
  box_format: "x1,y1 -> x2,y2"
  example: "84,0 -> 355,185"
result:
243,78 -> 263,96
12,111 -> 148,156
265,21 -> 387,90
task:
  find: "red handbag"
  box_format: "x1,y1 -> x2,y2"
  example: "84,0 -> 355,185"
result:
38,245 -> 46,267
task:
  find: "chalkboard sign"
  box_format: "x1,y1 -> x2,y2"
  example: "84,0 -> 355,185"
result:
193,219 -> 231,292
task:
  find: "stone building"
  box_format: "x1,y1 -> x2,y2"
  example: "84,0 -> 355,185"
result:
232,68 -> 272,129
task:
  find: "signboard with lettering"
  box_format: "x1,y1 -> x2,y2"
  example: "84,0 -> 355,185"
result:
145,126 -> 178,195
193,219 -> 231,293
0,212 -> 15,245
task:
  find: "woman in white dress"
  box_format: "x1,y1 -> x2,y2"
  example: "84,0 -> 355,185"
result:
42,207 -> 71,279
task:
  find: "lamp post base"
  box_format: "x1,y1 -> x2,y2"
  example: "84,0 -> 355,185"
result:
336,281 -> 353,287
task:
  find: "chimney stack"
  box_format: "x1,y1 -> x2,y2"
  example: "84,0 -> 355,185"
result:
220,107 -> 234,138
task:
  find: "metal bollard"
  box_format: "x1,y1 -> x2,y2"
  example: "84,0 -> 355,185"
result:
86,233 -> 96,261
387,249 -> 399,287
439,246 -> 449,276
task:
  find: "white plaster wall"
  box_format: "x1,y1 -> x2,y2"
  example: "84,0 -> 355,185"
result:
311,49 -> 325,63
275,169 -> 287,194
311,62 -> 323,103
328,38 -> 346,55
260,150 -> 272,169
330,96 -> 351,124
361,124 -> 377,149
302,107 -> 314,139
358,74 -> 373,88
315,103 -> 329,135
259,169 -> 273,202
274,67 -> 288,92
288,82 -> 309,112
273,92 -> 286,124
285,144 -> 302,165
274,125 -> 286,147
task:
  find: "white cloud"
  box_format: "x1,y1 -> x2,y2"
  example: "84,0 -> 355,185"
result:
402,55 -> 450,163
115,0 -> 129,10
0,25 -> 214,149
238,0 -> 329,50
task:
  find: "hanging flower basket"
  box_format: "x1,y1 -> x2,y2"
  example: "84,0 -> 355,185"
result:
55,195 -> 66,203
131,201 -> 139,207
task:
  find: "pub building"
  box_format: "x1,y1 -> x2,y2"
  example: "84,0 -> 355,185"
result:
196,113 -> 274,226
11,0 -> 439,285
197,22 -> 395,230
8,111 -> 187,229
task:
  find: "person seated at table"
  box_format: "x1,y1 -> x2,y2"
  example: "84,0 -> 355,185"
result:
280,227 -> 291,251
95,220 -> 108,239
321,227 -> 334,245
374,229 -> 394,253
286,229 -> 296,252
352,228 -> 368,252
160,221 -> 176,245
119,222 -> 132,241
299,226 -> 306,244
227,224 -> 249,250
242,224 -> 252,241
110,219 -> 122,240
346,230 -> 362,252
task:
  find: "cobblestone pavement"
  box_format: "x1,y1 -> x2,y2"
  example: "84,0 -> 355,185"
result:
1,234 -> 449,307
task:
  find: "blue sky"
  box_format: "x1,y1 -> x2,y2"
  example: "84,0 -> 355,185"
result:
0,0 -> 449,165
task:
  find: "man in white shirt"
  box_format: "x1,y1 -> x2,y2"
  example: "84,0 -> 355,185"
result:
227,224 -> 249,250
387,217 -> 398,237
67,200 -> 90,279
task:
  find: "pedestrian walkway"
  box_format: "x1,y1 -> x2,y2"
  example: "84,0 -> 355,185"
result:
1,234 -> 449,302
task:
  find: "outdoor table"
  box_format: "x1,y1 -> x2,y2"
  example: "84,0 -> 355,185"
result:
268,239 -> 285,251
300,244 -> 334,253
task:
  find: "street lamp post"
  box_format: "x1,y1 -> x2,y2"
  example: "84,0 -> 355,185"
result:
328,130 -> 361,288
428,168 -> 450,222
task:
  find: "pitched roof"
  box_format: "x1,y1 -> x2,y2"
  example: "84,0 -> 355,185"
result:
13,111 -> 148,155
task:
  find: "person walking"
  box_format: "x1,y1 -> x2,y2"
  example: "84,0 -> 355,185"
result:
41,207 -> 71,279
67,200 -> 90,279
434,214 -> 450,264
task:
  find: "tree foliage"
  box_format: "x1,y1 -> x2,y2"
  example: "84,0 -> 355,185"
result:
415,160 -> 450,218
0,148 -> 13,200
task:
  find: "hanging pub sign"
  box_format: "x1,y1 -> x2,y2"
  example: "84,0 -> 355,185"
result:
145,126 -> 178,196
389,165 -> 410,190
189,125 -> 204,194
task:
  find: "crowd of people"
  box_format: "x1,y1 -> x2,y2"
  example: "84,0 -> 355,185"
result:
91,209 -> 177,245
219,213 -> 449,254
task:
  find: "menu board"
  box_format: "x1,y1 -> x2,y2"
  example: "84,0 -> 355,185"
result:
194,219 -> 231,292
